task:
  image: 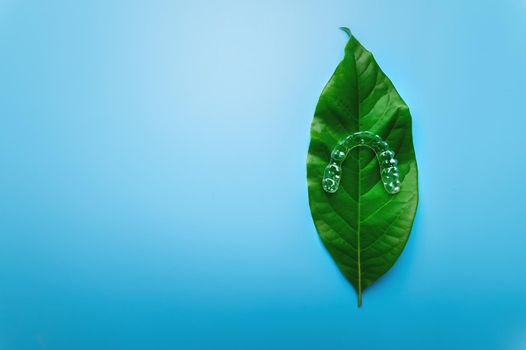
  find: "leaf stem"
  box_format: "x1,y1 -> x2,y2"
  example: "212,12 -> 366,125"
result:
358,291 -> 362,307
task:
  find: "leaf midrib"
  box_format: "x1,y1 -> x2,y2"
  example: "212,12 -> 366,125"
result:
349,39 -> 363,307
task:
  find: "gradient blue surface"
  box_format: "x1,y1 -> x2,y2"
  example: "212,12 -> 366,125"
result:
1,0 -> 526,349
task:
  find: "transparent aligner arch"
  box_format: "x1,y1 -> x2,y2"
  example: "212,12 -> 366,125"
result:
322,131 -> 401,195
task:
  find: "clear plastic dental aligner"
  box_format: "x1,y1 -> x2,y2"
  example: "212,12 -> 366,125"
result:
322,131 -> 401,195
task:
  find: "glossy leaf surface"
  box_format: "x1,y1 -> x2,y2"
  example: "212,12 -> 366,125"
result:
307,29 -> 418,306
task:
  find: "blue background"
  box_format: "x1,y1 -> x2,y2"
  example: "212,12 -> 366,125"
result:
1,0 -> 525,349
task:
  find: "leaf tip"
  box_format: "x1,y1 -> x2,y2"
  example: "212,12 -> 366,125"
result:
339,27 -> 352,38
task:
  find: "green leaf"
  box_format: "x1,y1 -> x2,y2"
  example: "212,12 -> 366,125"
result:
307,28 -> 418,307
